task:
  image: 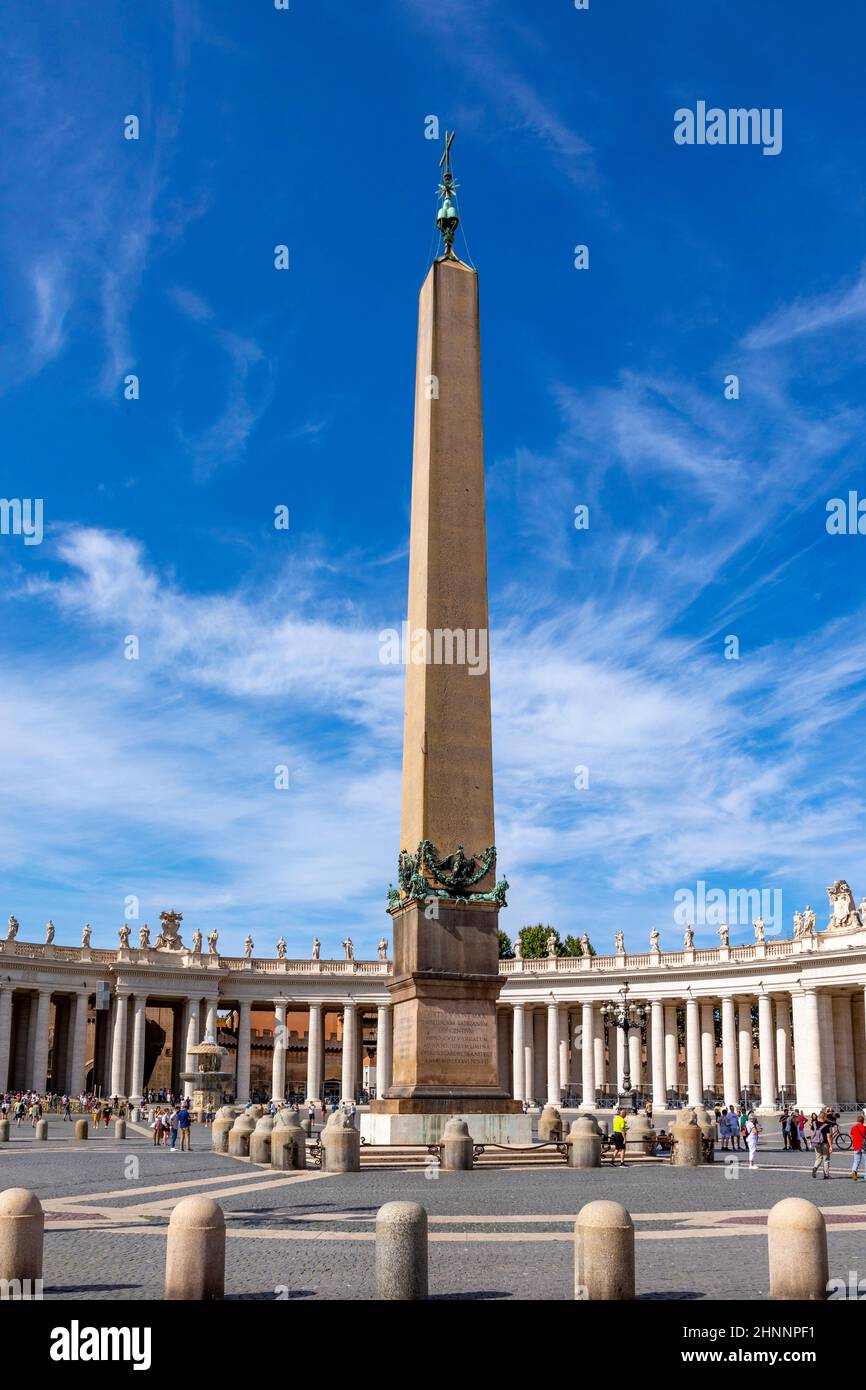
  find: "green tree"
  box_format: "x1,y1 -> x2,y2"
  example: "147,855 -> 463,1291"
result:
517,924 -> 563,958
497,930 -> 514,959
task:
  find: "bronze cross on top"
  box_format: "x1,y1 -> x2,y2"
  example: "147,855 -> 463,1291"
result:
439,129 -> 456,180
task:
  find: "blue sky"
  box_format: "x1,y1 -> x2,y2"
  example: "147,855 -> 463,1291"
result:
2,0 -> 866,956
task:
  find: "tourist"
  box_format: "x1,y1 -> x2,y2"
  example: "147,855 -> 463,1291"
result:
62,1094 -> 71,1121
151,1108 -> 162,1146
811,1110 -> 833,1179
14,1097 -> 26,1127
168,1107 -> 180,1149
850,1112 -> 866,1180
807,1111 -> 819,1150
726,1106 -> 741,1150
612,1108 -> 628,1167
745,1111 -> 760,1168
780,1109 -> 791,1150
177,1101 -> 192,1151
797,1110 -> 808,1148
307,1102 -> 315,1128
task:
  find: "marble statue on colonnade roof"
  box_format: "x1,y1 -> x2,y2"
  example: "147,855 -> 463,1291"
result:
6,915 -> 19,941
826,880 -> 863,933
155,909 -> 185,950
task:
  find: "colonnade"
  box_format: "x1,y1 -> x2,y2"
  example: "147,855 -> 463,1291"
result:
499,987 -> 866,1114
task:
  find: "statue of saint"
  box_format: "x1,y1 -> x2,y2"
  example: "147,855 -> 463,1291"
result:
276,937 -> 287,960
803,906 -> 816,937
614,931 -> 625,954
513,937 -> 522,960
311,937 -> 320,960
81,924 -> 92,948
192,928 -> 202,954
118,924 -> 131,948
546,931 -> 558,957
718,923 -> 729,947
342,937 -> 354,961
650,927 -> 660,951
753,918 -> 765,944
683,925 -> 694,949
793,911 -> 803,940
579,932 -> 591,955
378,937 -> 388,961
208,929 -> 219,955
6,915 -> 19,941
45,920 -> 55,945
139,924 -> 151,948
243,935 -> 254,959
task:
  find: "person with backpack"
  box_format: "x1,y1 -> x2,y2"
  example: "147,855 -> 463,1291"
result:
177,1102 -> 192,1151
811,1109 -> 834,1179
850,1112 -> 866,1180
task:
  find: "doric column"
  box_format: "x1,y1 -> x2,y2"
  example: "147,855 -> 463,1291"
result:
792,988 -> 823,1113
818,992 -> 837,1108
235,1000 -> 252,1103
272,1001 -> 287,1102
616,1023 -> 626,1094
546,1001 -> 560,1106
651,1001 -> 665,1108
205,999 -> 219,1038
685,997 -> 702,1106
532,1009 -> 546,1103
700,1001 -> 715,1099
355,1008 -> 365,1092
628,1028 -> 641,1091
69,990 -> 89,1096
854,992 -> 866,1101
558,1006 -> 570,1095
592,1009 -> 605,1096
737,999 -> 753,1096
185,997 -> 200,1079
110,991 -> 129,1098
306,1003 -> 323,1103
377,1004 -> 393,1097
0,985 -> 13,1093
340,1003 -> 356,1103
775,996 -> 792,1093
512,1003 -> 525,1102
129,996 -> 148,1101
24,995 -> 38,1085
580,1002 -> 595,1108
721,996 -> 738,1105
832,995 -> 856,1106
757,992 -> 777,1112
663,1004 -> 678,1094
524,1009 -> 535,1103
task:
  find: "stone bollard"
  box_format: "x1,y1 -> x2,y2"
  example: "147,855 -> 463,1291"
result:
272,1112 -> 306,1171
114,1119 -> 126,1141
0,1188 -> 44,1284
565,1115 -> 602,1168
696,1109 -> 716,1163
0,1120 -> 9,1143
624,1112 -> 656,1156
375,1202 -> 428,1300
74,1118 -> 88,1142
249,1114 -> 274,1165
538,1105 -> 563,1142
228,1112 -> 256,1158
670,1109 -> 703,1167
768,1198 -> 828,1300
321,1113 -> 361,1173
574,1200 -> 635,1301
35,1119 -> 48,1142
440,1117 -> 474,1171
164,1196 -> 225,1300
211,1111 -> 235,1154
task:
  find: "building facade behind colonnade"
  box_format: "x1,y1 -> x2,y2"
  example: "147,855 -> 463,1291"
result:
3,895 -> 866,1115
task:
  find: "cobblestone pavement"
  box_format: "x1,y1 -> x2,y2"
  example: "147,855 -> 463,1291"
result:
3,1118 -> 866,1300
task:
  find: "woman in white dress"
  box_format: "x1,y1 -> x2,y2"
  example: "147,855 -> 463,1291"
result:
745,1111 -> 760,1169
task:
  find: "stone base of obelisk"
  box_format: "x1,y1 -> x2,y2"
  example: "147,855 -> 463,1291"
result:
363,900 -> 528,1144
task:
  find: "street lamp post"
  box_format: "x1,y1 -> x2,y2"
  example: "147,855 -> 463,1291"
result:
602,984 -> 648,1113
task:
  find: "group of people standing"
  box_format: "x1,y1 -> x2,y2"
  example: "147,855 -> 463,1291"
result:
716,1104 -> 761,1166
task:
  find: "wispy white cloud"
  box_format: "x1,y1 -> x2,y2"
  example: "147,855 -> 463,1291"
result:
742,268 -> 866,351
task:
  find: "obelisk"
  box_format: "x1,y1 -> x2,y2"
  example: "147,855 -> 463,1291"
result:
367,134 -> 524,1144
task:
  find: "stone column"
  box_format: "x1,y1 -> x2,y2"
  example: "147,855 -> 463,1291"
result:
0,985 -> 13,1094
664,1004 -> 678,1095
721,995 -> 738,1105
580,1002 -> 595,1109
185,998 -> 200,1079
592,1009 -> 605,1097
110,992 -> 129,1098
69,990 -> 89,1096
205,999 -> 219,1038
570,1009 -> 582,1086
377,1004 -> 393,1098
512,1004 -> 525,1102
651,1001 -> 665,1109
832,996 -> 856,1106
235,1001 -> 252,1104
615,1023 -> 626,1094
854,992 -> 866,1102
685,997 -> 702,1106
546,1001 -> 560,1106
271,1001 -> 287,1103
818,992 -> 837,1108
129,996 -> 148,1102
23,995 -> 37,1085
792,988 -> 823,1114
737,999 -> 753,1097
532,1009 -> 546,1103
628,1028 -> 641,1090
355,1009 -> 365,1093
496,1009 -> 510,1095
306,1003 -> 323,1103
700,1001 -> 715,1099
757,992 -> 777,1113
775,996 -> 792,1094
30,989 -> 52,1094
558,1007 -> 570,1095
341,1003 -> 357,1103
524,1010 -> 535,1104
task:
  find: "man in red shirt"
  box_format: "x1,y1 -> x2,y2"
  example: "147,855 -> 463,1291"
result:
850,1112 -> 866,1181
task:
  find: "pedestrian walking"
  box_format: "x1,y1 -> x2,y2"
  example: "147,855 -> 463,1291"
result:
850,1112 -> 866,1180
811,1110 -> 833,1179
177,1102 -> 192,1151
612,1108 -> 628,1167
745,1111 -> 760,1168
